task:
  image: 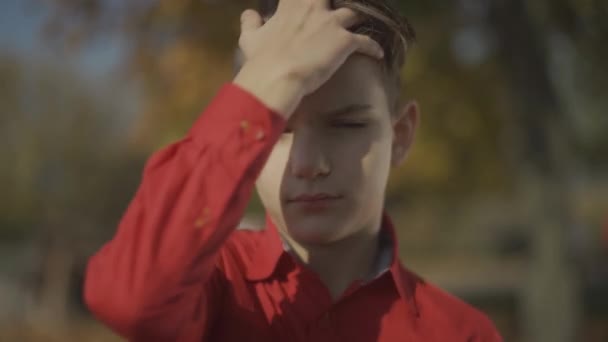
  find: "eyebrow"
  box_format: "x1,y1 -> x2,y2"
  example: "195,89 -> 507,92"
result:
320,104 -> 373,117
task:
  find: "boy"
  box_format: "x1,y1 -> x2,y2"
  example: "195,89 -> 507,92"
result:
84,0 -> 503,341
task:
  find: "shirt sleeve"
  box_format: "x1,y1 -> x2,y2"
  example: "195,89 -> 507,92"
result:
83,83 -> 286,341
475,314 -> 504,342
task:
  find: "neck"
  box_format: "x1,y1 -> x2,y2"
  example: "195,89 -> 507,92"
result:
281,218 -> 382,300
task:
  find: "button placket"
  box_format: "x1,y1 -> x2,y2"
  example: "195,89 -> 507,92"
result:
317,310 -> 333,331
306,311 -> 333,342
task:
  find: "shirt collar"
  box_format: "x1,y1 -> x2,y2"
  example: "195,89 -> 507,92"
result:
383,212 -> 422,318
243,212 -> 285,281
244,210 -> 420,317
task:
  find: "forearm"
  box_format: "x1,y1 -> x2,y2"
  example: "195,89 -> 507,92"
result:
83,83 -> 286,339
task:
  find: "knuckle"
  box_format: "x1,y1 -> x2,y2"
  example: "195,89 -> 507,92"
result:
240,10 -> 252,21
238,36 -> 253,53
325,14 -> 339,27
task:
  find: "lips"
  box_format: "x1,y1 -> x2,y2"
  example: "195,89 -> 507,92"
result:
288,193 -> 341,203
287,193 -> 342,212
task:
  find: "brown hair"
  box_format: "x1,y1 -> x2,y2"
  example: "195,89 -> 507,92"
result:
240,0 -> 416,111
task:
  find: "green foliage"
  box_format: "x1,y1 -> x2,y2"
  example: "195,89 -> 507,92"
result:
0,53 -> 142,239
23,0 -> 608,230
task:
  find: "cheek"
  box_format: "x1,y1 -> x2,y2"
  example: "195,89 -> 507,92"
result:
256,146 -> 288,206
330,128 -> 391,182
359,140 -> 393,193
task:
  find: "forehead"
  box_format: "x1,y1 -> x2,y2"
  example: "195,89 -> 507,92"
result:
296,55 -> 390,118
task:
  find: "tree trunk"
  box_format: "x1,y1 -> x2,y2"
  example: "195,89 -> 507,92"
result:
489,0 -> 583,341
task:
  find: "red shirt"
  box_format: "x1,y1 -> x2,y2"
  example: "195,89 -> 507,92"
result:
84,83 -> 503,342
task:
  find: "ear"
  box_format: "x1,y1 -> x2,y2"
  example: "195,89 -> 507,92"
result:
391,101 -> 420,167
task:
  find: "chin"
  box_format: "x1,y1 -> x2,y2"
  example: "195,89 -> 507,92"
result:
287,228 -> 335,245
284,217 -> 347,245
282,200 -> 354,244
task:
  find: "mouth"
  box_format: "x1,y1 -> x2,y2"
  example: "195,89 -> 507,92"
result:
287,193 -> 343,212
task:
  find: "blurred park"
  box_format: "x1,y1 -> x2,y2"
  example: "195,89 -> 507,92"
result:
0,0 -> 607,341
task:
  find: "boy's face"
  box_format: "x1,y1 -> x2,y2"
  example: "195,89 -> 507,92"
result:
255,54 -> 418,245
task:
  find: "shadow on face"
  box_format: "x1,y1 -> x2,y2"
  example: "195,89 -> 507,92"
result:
256,54 -> 402,245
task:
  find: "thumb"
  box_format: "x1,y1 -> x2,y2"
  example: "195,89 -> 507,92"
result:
240,9 -> 263,33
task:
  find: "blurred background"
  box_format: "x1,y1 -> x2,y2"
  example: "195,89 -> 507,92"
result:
0,0 -> 606,341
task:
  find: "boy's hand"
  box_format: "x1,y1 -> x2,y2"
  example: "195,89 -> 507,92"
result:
233,0 -> 384,119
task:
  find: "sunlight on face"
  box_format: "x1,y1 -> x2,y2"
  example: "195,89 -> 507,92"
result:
255,55 -> 398,245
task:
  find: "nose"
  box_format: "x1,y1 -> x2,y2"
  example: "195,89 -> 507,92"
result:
288,129 -> 331,180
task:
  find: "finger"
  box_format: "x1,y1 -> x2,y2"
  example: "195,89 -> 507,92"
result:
240,9 -> 263,33
351,34 -> 384,59
333,7 -> 364,29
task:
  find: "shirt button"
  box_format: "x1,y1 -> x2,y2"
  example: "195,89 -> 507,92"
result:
240,120 -> 250,131
255,130 -> 265,140
194,207 -> 211,228
194,217 -> 205,228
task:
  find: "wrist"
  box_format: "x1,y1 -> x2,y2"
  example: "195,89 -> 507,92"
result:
233,61 -> 304,119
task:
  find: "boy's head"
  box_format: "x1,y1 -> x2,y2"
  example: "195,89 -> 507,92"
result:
247,0 -> 419,245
